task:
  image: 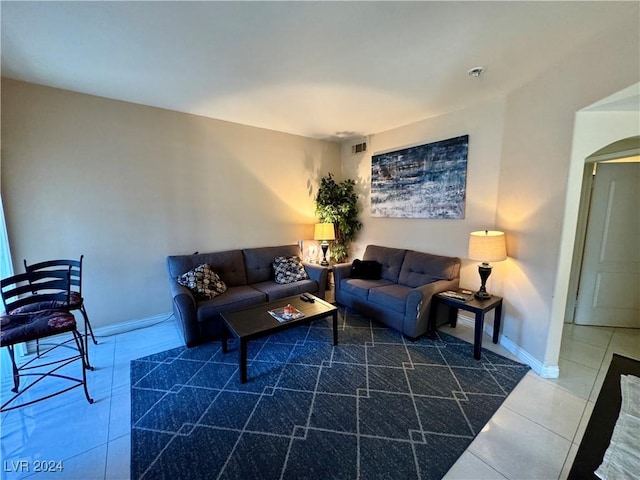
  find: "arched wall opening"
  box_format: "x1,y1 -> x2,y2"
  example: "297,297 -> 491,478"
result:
545,84 -> 640,367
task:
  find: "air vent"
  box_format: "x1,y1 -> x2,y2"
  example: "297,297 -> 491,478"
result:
352,142 -> 367,154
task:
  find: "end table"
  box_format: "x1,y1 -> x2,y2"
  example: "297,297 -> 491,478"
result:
428,290 -> 503,360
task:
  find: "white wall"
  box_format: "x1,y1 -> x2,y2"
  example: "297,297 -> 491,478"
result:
547,105 -> 640,367
341,98 -> 506,293
1,79 -> 342,327
496,16 -> 639,370
341,15 -> 639,374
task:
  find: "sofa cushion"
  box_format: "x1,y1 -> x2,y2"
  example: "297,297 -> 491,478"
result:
177,264 -> 228,300
196,286 -> 266,322
252,279 -> 317,301
167,250 -> 247,287
398,250 -> 461,288
363,245 -> 407,283
350,259 -> 382,280
368,284 -> 413,314
273,256 -> 310,284
340,278 -> 395,300
243,245 -> 302,284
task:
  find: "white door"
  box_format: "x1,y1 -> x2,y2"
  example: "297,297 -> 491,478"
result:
575,162 -> 640,328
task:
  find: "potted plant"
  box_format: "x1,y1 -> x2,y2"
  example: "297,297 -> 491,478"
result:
315,173 -> 362,263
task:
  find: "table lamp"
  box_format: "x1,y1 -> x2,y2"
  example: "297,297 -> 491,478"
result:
468,230 -> 507,300
314,223 -> 335,266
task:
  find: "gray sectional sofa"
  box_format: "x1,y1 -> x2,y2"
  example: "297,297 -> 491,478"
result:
334,245 -> 461,339
166,245 -> 328,347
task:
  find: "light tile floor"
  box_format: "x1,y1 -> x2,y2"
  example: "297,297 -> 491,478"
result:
1,316 -> 638,480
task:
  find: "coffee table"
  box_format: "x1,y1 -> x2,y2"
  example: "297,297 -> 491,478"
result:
220,294 -> 338,383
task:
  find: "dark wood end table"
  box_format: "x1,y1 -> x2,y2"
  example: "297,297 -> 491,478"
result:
428,290 -> 503,360
220,294 -> 338,383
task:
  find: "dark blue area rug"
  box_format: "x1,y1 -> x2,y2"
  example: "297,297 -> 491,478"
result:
130,310 -> 530,480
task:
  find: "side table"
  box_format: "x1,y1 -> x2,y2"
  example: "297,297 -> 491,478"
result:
428,291 -> 503,360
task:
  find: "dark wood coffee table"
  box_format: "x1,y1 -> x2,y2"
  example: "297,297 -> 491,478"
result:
220,294 -> 338,383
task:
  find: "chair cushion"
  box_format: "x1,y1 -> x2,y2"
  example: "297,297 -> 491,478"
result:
9,301 -> 63,314
368,284 -> 413,314
177,264 -> 227,300
68,291 -> 83,307
196,286 -> 266,322
273,256 -> 309,284
398,250 -> 461,287
8,292 -> 84,315
0,310 -> 77,346
243,245 -> 302,284
362,245 -> 407,283
167,250 -> 247,287
252,279 -> 317,301
340,278 -> 394,300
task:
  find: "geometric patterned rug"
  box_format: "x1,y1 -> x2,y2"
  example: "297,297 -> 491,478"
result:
131,309 -> 530,479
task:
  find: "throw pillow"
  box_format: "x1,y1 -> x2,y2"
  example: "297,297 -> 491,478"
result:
350,259 -> 382,280
273,256 -> 310,284
177,264 -> 227,300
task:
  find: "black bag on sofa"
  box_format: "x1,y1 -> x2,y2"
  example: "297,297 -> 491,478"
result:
350,259 -> 382,280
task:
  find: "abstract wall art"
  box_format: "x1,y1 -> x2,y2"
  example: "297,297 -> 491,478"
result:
371,135 -> 469,219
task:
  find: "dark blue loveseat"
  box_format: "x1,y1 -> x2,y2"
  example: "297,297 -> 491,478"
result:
334,245 -> 460,339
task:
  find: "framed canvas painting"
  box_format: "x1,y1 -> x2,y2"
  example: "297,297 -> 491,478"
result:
371,135 -> 469,219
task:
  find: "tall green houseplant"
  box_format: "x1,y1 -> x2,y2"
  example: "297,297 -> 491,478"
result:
315,173 -> 362,263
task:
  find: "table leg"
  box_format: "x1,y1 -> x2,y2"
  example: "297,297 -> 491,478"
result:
332,311 -> 338,346
221,330 -> 228,353
493,302 -> 502,344
239,339 -> 247,383
427,300 -> 438,339
448,306 -> 458,328
474,311 -> 484,360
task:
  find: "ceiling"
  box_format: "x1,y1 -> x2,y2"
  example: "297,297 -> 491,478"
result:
2,1 -> 638,141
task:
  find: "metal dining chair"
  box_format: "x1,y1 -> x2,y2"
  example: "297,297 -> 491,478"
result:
1,268 -> 93,412
23,256 -> 97,369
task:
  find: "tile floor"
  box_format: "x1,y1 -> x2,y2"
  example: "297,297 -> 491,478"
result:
0,315 -> 638,480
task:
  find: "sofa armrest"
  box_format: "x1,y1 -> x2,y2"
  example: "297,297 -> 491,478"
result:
332,262 -> 352,284
332,262 -> 352,303
168,278 -> 200,347
302,262 -> 329,299
404,278 -> 460,338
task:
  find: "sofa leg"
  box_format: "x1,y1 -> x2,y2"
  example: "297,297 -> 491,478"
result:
403,334 -> 419,342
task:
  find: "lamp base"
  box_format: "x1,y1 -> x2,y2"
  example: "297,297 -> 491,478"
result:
475,263 -> 493,300
474,290 -> 492,300
320,242 -> 329,266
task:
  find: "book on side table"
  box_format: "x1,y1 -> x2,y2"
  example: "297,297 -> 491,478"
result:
439,289 -> 474,302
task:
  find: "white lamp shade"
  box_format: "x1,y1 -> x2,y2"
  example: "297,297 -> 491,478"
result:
314,223 -> 336,241
468,230 -> 507,262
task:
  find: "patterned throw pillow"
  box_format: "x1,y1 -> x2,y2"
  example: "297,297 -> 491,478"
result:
177,264 -> 227,300
273,256 -> 310,284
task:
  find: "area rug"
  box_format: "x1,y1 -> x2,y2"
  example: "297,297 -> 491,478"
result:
130,310 -> 530,480
568,353 -> 640,480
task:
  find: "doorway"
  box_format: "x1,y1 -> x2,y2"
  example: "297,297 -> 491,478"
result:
547,83 -> 639,374
568,151 -> 639,328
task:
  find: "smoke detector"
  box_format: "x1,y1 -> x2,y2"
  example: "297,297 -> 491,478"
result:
468,66 -> 485,78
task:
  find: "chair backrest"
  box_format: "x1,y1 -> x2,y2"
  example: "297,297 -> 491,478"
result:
23,256 -> 84,295
1,268 -> 72,313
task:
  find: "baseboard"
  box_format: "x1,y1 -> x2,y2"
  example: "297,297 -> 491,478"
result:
92,312 -> 174,338
22,312 -> 174,356
455,314 -> 559,379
